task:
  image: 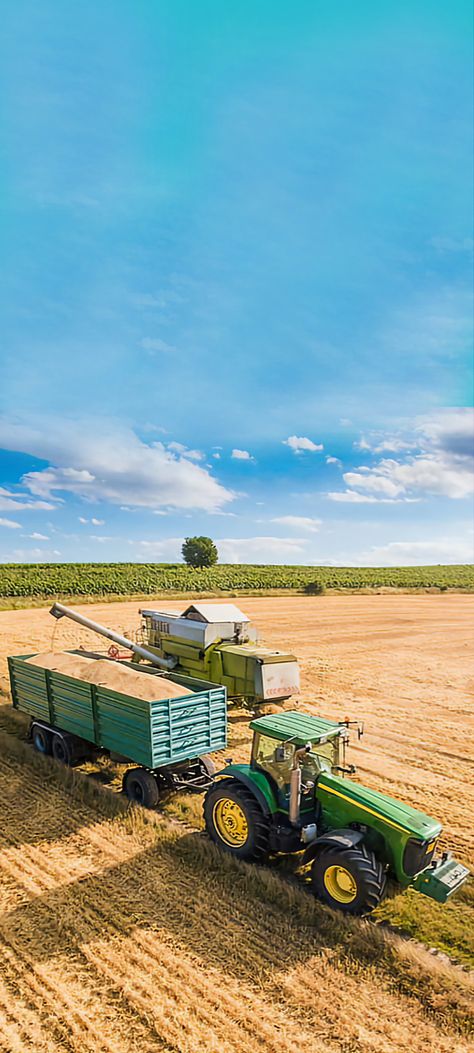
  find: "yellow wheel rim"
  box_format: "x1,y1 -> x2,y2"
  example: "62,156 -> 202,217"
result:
323,864 -> 357,903
213,797 -> 248,848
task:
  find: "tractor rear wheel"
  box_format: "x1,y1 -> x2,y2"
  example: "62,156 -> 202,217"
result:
204,779 -> 270,862
123,767 -> 160,809
311,843 -> 385,915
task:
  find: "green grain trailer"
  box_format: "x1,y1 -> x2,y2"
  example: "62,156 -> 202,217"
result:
8,653 -> 227,805
204,711 -> 469,914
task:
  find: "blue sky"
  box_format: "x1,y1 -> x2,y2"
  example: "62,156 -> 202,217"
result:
0,1 -> 473,566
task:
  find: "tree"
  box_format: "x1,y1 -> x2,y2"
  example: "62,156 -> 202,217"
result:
182,536 -> 218,568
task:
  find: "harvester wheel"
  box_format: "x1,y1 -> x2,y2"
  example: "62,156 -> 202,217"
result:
123,767 -> 160,809
311,843 -> 385,915
31,725 -> 51,755
204,778 -> 270,862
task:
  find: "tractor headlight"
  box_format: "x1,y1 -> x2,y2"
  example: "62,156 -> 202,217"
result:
403,837 -> 438,877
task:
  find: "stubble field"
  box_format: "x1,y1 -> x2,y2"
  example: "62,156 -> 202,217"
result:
0,595 -> 473,1052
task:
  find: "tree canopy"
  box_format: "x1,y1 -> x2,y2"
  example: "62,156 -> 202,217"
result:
181,536 -> 218,568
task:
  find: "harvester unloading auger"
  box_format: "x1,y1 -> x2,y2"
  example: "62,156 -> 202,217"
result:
50,601 -> 301,710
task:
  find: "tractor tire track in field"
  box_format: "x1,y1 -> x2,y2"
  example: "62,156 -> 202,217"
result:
0,732 -> 473,1053
0,595 -> 473,1052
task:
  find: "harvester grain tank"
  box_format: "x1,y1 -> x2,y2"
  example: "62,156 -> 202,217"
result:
138,602 -> 300,707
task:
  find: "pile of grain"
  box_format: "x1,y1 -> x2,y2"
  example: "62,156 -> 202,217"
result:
25,652 -> 192,702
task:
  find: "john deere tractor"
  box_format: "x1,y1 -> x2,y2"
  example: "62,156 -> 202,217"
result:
204,711 -> 469,914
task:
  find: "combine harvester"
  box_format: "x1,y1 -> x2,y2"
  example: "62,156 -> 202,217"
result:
138,602 -> 300,710
6,603 -> 469,914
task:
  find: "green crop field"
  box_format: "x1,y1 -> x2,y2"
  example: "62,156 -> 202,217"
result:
0,561 -> 473,600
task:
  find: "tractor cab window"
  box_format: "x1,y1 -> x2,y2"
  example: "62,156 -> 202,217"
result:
252,733 -> 294,791
308,738 -> 340,773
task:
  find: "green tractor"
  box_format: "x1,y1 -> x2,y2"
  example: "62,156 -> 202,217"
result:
204,711 -> 469,914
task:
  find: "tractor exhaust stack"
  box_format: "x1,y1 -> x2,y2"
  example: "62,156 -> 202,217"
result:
289,744 -> 311,825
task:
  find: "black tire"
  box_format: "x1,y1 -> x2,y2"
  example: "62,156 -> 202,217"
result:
203,778 -> 270,862
31,725 -> 51,755
123,767 -> 160,808
311,843 -> 386,915
51,733 -> 75,766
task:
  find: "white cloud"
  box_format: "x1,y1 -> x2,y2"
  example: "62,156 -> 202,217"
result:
0,517 -> 21,529
283,436 -> 324,454
0,547 -> 61,561
90,535 -> 113,543
0,487 -> 55,513
79,516 -> 105,525
140,337 -> 177,354
326,455 -> 342,466
167,441 -> 204,461
417,408 -> 474,460
332,410 -> 474,503
326,490 -> 415,504
0,418 -> 233,513
212,452 -> 221,459
344,455 -> 473,500
271,516 -> 321,533
373,439 -> 416,453
231,449 -> 254,461
21,532 -> 49,540
217,536 -> 310,563
131,537 -> 183,561
358,438 -> 417,454
355,538 -> 474,567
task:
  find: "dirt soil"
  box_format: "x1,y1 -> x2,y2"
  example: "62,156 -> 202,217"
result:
0,595 -> 473,1053
1,594 -> 473,863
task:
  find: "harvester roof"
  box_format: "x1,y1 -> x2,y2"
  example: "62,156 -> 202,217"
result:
181,603 -> 249,623
250,711 -> 345,746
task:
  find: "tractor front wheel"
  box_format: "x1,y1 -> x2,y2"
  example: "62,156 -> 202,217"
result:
204,779 -> 270,862
311,844 -> 385,915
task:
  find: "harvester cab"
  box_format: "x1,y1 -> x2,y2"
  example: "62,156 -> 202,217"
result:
204,710 -> 469,915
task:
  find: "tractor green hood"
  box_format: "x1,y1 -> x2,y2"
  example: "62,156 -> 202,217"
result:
317,771 -> 442,841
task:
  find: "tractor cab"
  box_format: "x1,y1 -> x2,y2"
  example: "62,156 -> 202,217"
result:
250,711 -> 351,796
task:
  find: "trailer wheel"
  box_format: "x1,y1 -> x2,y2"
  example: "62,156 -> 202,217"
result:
204,778 -> 270,862
311,844 -> 386,915
32,725 -> 51,755
123,768 -> 160,808
51,733 -> 75,766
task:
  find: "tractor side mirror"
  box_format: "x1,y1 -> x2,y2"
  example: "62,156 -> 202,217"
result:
274,746 -> 286,763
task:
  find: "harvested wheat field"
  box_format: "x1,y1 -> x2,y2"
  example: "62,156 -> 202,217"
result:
0,595 -> 473,1052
